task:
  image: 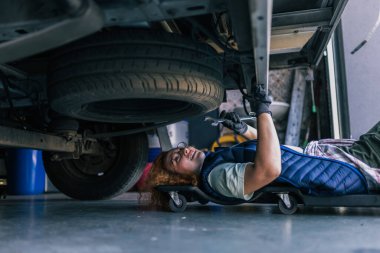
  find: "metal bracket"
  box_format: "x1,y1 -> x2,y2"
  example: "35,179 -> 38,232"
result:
277,193 -> 292,208
73,141 -> 82,159
169,191 -> 181,206
0,125 -> 102,156
305,68 -> 314,81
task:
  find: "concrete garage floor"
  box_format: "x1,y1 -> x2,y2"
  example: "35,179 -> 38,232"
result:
1,193 -> 380,253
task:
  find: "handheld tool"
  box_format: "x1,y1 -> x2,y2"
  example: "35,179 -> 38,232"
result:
204,115 -> 255,127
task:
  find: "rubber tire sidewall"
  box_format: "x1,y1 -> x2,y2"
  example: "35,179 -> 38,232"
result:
48,28 -> 224,123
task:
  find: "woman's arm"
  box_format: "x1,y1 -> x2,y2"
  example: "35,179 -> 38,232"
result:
241,125 -> 257,140
243,113 -> 282,195
219,94 -> 282,195
243,123 -> 304,153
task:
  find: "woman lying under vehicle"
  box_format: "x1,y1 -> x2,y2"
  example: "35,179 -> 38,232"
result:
148,84 -> 380,208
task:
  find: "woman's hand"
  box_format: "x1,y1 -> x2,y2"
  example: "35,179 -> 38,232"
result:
219,111 -> 248,135
250,84 -> 272,116
219,110 -> 258,139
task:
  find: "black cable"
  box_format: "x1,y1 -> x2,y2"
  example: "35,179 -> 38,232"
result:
242,96 -> 250,116
235,71 -> 252,99
229,70 -> 253,116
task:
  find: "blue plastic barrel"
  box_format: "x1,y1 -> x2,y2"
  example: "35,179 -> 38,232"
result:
148,147 -> 161,162
147,132 -> 162,162
6,149 -> 45,195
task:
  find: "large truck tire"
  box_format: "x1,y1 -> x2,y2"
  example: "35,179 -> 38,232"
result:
43,133 -> 148,200
48,28 -> 224,123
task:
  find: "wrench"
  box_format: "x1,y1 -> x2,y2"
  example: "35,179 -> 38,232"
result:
204,115 -> 255,127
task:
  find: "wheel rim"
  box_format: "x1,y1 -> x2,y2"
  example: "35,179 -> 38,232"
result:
67,139 -> 119,178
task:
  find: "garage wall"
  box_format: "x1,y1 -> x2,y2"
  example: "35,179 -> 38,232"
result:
340,0 -> 380,138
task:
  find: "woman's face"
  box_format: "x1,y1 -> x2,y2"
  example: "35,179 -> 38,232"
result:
164,146 -> 205,176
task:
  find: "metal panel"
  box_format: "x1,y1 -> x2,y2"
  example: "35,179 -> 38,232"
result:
272,8 -> 332,31
271,29 -> 316,54
285,68 -> 307,146
99,0 -> 225,27
0,0 -> 104,64
270,8 -> 332,55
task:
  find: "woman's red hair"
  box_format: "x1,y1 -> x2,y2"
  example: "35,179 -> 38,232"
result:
147,150 -> 198,209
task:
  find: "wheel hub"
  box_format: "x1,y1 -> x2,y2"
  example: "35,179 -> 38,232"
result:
73,140 -> 118,176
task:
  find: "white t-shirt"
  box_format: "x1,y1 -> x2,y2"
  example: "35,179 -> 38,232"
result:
207,162 -> 254,200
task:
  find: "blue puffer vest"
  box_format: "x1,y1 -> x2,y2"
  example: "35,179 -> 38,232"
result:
199,140 -> 368,203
